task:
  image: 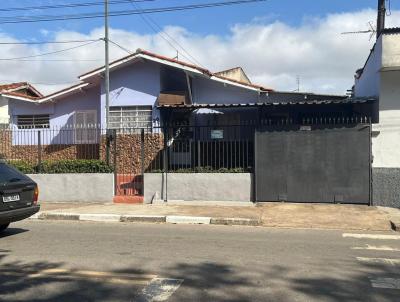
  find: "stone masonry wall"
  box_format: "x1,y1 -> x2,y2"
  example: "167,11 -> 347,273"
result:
101,133 -> 164,175
0,129 -> 164,174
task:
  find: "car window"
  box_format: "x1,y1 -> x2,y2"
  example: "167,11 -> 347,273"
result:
0,164 -> 30,185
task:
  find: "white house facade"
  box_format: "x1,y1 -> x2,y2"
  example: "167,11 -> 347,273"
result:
354,28 -> 400,168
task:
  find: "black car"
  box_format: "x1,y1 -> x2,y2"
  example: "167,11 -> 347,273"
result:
0,160 -> 40,233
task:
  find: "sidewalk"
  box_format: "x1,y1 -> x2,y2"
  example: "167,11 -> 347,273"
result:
35,202 -> 399,231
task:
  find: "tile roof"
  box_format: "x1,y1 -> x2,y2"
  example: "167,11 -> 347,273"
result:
0,82 -> 43,97
79,49 -> 273,92
1,82 -> 88,103
0,82 -> 28,92
1,91 -> 41,100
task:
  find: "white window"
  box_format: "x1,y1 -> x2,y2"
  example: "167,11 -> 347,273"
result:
73,110 -> 97,143
17,115 -> 50,129
109,106 -> 152,129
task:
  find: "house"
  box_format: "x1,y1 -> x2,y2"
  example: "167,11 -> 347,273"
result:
0,48 -> 377,204
1,48 -> 358,134
354,27 -> 400,167
352,0 -> 400,208
0,82 -> 43,126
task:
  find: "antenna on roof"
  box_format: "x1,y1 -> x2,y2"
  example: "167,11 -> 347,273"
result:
292,75 -> 300,92
341,21 -> 377,41
173,50 -> 179,60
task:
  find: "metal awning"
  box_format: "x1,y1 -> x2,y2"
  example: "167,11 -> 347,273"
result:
157,97 -> 376,109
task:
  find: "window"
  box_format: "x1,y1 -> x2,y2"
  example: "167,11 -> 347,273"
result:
109,106 -> 152,129
17,115 -> 50,129
74,110 -> 98,143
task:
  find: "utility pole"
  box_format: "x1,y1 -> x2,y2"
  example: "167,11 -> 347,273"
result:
105,0 -> 111,165
377,0 -> 386,39
105,0 -> 110,128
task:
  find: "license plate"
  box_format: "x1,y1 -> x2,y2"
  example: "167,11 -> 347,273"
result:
2,194 -> 20,203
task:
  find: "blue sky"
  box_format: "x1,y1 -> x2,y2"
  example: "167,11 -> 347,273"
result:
1,0 -> 398,40
0,0 -> 399,94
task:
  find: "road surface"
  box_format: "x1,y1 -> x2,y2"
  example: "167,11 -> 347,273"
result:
1,220 -> 400,301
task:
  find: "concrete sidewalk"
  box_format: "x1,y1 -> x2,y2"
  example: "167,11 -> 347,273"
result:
34,202 -> 399,231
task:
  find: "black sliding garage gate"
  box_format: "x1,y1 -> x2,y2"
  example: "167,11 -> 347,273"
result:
255,124 -> 372,204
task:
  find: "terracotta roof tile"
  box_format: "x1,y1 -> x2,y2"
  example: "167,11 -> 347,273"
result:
0,82 -> 28,92
79,49 -> 273,92
2,91 -> 40,100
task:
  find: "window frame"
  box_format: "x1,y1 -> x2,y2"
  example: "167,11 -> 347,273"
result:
16,114 -> 50,129
73,110 -> 98,144
109,105 -> 153,130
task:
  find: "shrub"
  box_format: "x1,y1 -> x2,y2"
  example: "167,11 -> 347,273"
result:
8,160 -> 36,174
147,166 -> 249,173
39,160 -> 114,174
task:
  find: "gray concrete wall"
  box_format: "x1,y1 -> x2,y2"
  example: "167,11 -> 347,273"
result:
28,174 -> 114,203
144,173 -> 253,203
373,168 -> 400,208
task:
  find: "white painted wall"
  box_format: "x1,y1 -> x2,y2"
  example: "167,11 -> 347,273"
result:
0,96 -> 9,123
354,36 -> 382,98
355,33 -> 400,168
382,34 -> 400,68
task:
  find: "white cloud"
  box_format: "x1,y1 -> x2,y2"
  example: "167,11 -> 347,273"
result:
0,9 -> 399,95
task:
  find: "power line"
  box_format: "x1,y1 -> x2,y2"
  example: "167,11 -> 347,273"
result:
107,38 -> 134,54
0,59 -> 103,62
0,39 -> 101,45
0,0 -> 157,13
0,80 -> 79,86
0,40 -> 101,61
129,0 -> 205,67
0,0 -> 266,24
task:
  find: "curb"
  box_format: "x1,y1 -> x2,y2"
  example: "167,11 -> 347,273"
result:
166,216 -> 211,224
30,212 -> 261,227
80,214 -> 121,222
210,217 -> 261,226
121,215 -> 166,223
390,220 -> 400,232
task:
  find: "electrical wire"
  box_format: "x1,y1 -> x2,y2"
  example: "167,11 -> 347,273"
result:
129,0 -> 205,67
0,0 -> 157,13
0,0 -> 266,24
0,40 -> 101,61
107,38 -> 134,55
0,39 -> 101,45
0,80 -> 79,86
0,59 -> 103,62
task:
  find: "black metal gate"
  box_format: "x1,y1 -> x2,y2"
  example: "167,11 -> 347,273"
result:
255,124 -> 371,204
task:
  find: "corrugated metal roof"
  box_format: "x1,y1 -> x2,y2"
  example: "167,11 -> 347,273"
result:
383,27 -> 400,35
158,98 -> 376,109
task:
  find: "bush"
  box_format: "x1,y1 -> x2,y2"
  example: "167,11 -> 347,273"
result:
39,160 -> 114,174
7,160 -> 36,174
147,166 -> 249,173
8,159 -> 113,174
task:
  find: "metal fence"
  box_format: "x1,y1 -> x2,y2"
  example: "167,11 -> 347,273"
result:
147,124 -> 255,173
0,115 -> 373,175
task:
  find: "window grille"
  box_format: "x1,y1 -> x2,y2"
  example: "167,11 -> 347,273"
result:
109,106 -> 152,129
17,115 -> 50,129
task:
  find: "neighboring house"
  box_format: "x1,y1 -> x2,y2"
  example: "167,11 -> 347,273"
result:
352,0 -> 400,208
214,67 -> 252,84
0,82 -> 43,126
354,27 -> 400,168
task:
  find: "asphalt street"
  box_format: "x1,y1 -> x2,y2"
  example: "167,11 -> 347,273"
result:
1,220 -> 400,302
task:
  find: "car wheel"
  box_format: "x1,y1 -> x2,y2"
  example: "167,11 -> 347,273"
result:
0,223 -> 10,232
